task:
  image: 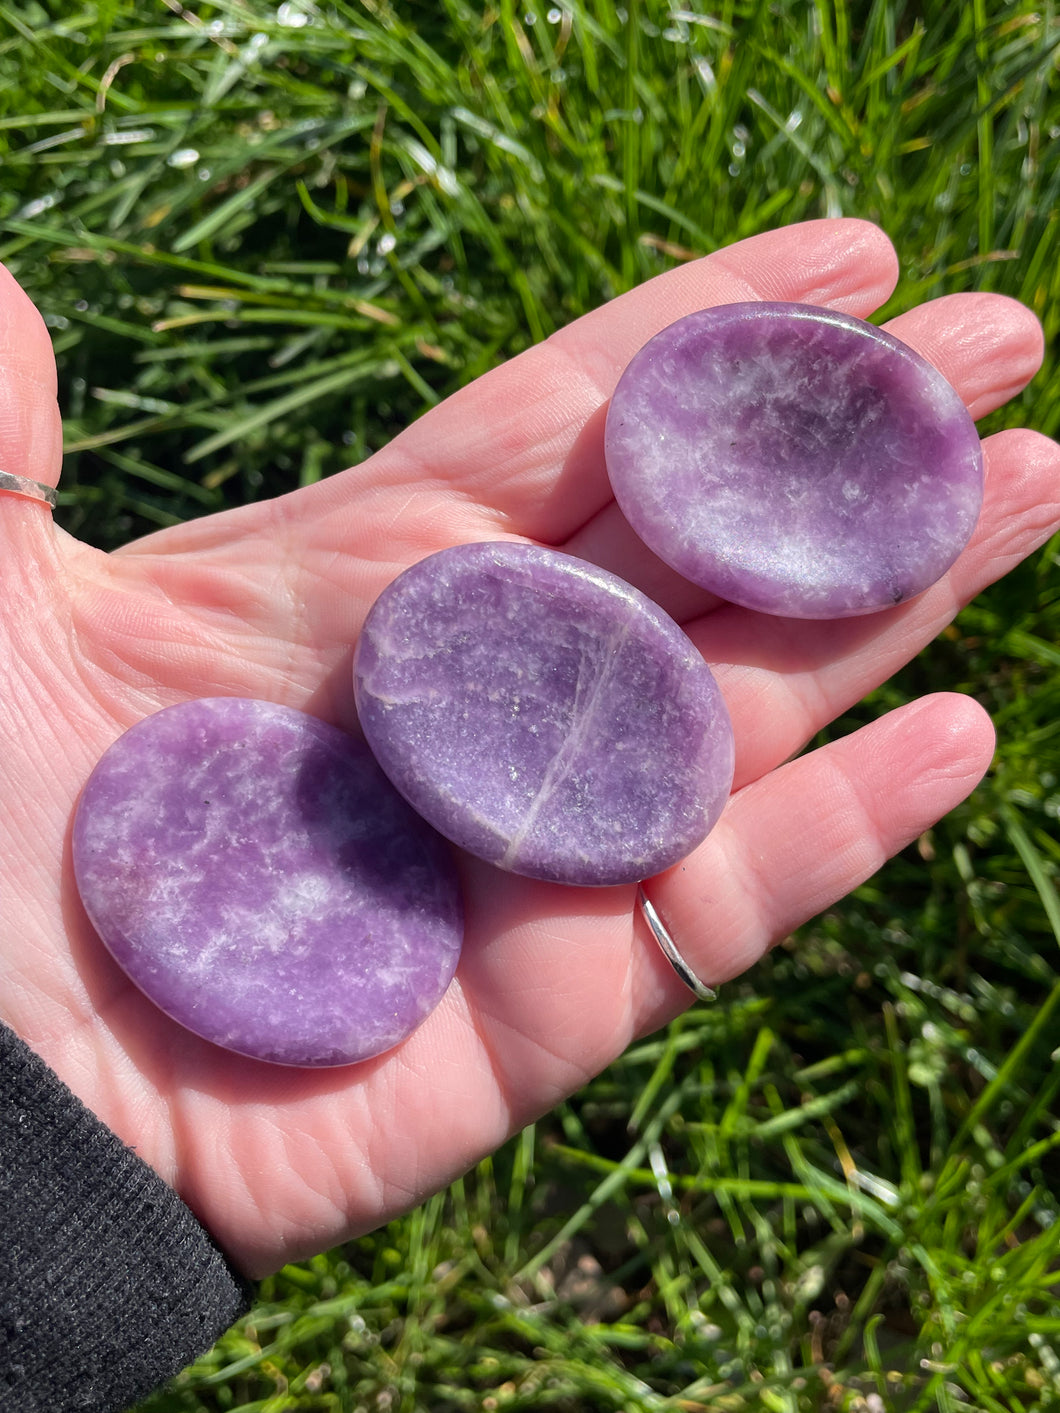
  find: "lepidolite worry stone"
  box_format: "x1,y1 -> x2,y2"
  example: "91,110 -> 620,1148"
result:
604,302 -> 984,618
72,698 -> 463,1066
353,542 -> 734,886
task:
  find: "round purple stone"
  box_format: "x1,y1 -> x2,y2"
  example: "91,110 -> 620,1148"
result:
72,698 -> 463,1067
604,302 -> 984,618
353,542 -> 734,886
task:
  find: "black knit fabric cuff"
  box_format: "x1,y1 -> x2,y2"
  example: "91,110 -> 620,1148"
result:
0,1024 -> 253,1413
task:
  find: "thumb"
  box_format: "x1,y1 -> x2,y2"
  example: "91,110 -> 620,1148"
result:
0,262 -> 64,565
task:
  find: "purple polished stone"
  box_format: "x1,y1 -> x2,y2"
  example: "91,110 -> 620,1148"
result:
72,698 -> 463,1066
604,302 -> 984,618
353,542 -> 734,886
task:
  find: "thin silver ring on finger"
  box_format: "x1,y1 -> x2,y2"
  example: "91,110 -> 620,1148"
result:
637,884 -> 717,1003
0,470 -> 58,509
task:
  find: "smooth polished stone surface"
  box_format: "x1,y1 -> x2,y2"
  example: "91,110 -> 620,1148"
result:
354,542 -> 734,886
73,698 -> 463,1067
604,302 -> 984,618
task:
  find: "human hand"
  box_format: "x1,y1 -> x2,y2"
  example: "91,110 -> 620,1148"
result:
1,219 -> 1056,1276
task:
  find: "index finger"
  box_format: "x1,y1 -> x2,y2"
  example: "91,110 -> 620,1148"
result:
364,219 -> 900,543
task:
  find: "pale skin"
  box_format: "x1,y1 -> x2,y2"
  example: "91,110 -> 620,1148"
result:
1,218 -> 1057,1278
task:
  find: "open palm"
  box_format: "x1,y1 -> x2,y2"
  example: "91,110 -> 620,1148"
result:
2,219 -> 1056,1277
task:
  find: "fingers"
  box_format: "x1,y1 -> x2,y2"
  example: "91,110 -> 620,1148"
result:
359,219 -> 900,545
633,693 -> 997,1028
694,425 -> 1060,789
564,289 -> 1048,619
565,288 -> 1055,798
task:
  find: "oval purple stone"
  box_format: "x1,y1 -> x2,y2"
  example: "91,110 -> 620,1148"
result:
72,698 -> 463,1067
604,302 -> 984,618
353,542 -> 734,886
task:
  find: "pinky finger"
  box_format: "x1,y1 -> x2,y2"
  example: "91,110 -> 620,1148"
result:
633,693 -> 997,1029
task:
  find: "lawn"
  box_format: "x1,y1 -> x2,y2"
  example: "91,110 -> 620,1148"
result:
2,1 -> 1059,1409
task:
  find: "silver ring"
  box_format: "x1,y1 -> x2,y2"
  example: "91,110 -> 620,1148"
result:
637,884 -> 717,1003
0,470 -> 58,509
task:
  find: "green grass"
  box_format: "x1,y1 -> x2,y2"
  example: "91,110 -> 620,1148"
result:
3,1 -> 1059,1408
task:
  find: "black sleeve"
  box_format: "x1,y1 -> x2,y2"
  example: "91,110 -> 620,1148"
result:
0,1024 -> 253,1413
